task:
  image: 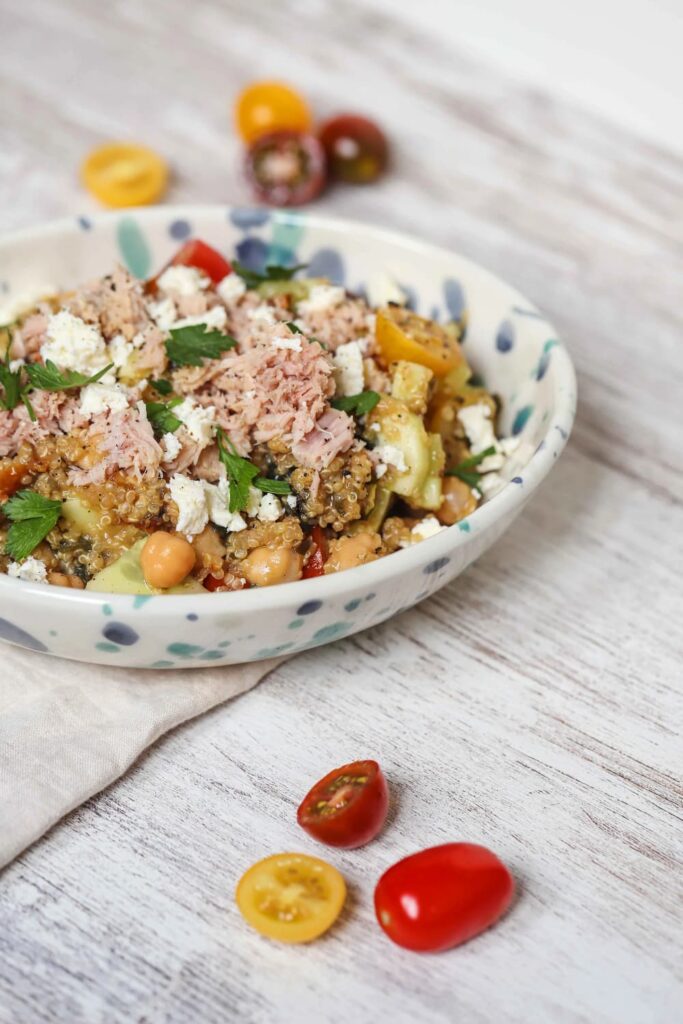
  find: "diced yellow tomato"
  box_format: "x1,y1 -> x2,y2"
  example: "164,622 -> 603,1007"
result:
375,306 -> 464,378
81,143 -> 168,208
236,853 -> 346,944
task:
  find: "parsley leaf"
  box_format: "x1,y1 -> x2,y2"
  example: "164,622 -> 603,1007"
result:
24,359 -> 114,392
216,430 -> 293,512
145,398 -> 183,436
216,429 -> 259,513
445,446 -> 497,488
2,490 -> 62,560
253,477 -> 292,496
331,390 -> 381,416
165,324 -> 237,367
285,321 -> 303,334
233,262 -> 308,289
0,358 -> 35,420
150,378 -> 173,396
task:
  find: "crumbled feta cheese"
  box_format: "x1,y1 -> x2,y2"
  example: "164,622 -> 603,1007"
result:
477,472 -> 505,498
256,492 -> 283,523
272,335 -> 302,352
172,304 -> 229,332
79,382 -> 130,417
0,284 -> 56,324
157,265 -> 209,296
7,556 -> 48,583
375,463 -> 388,479
161,432 -> 182,463
373,444 -> 407,473
457,403 -> 520,478
202,477 -> 248,532
246,485 -> 262,518
174,397 -> 216,446
217,274 -> 247,304
298,285 -> 346,316
146,296 -> 177,331
168,474 -> 208,539
333,341 -> 365,397
411,517 -> 445,542
41,311 -> 109,375
365,273 -> 407,308
369,422 -> 381,433
247,304 -> 277,325
285,495 -> 297,509
8,359 -> 25,372
109,333 -> 134,369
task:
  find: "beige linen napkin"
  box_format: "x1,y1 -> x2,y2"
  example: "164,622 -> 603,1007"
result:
0,645 -> 283,869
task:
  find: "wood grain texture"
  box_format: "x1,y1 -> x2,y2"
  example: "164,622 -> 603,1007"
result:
0,1 -> 682,1022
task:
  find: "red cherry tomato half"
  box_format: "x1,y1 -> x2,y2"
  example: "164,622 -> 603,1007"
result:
302,525 -> 328,579
374,843 -> 515,952
245,131 -> 326,207
170,239 -> 232,284
318,114 -> 388,184
297,760 -> 389,848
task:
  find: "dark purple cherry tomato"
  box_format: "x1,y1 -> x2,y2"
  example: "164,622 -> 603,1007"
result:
318,114 -> 388,184
244,130 -> 326,206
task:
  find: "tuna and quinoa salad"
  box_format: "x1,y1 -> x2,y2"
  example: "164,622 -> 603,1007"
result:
0,239 -> 518,594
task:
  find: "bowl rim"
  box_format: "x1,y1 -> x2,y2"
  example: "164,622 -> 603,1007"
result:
0,205 -> 577,613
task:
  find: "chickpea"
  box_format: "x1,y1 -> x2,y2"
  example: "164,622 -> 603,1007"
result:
242,546 -> 302,588
324,531 -> 382,575
141,531 -> 196,589
436,477 -> 478,526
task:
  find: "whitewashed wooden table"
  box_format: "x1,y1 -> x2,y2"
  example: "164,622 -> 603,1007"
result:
1,2 -> 682,1022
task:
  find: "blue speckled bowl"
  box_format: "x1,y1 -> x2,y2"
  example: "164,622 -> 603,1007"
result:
0,206 -> 576,668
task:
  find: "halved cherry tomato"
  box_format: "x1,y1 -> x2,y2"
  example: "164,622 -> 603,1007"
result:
235,81 -> 312,143
236,852 -> 346,944
376,306 -> 464,378
170,239 -> 232,284
81,142 -> 168,208
245,131 -> 326,207
375,843 -> 515,952
302,525 -> 328,579
297,759 -> 389,848
318,114 -> 388,184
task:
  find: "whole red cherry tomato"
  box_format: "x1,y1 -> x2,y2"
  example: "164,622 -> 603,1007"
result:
297,760 -> 389,848
302,525 -> 328,579
245,131 -> 326,207
374,843 -> 514,952
318,114 -> 388,184
170,239 -> 232,284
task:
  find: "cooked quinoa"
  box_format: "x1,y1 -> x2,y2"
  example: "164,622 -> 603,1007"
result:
0,241 -> 518,594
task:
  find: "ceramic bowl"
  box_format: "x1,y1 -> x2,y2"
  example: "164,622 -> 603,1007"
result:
0,206 -> 576,668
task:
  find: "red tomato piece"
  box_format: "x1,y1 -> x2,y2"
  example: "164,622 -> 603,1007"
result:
374,843 -> 515,952
318,114 -> 388,184
302,525 -> 328,579
245,131 -> 326,207
297,760 -> 389,848
170,239 -> 232,283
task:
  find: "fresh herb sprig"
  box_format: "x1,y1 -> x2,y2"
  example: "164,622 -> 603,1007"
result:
331,390 -> 381,416
0,359 -> 36,421
2,490 -> 62,560
150,378 -> 173,396
145,398 -> 183,436
216,429 -> 291,513
232,262 -> 308,290
285,321 -> 303,334
445,446 -> 497,488
24,360 -> 114,392
165,324 -> 237,367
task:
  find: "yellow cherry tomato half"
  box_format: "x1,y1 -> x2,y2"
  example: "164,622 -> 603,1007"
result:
375,305 -> 465,378
235,852 -> 346,944
235,81 -> 312,144
81,143 -> 168,208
